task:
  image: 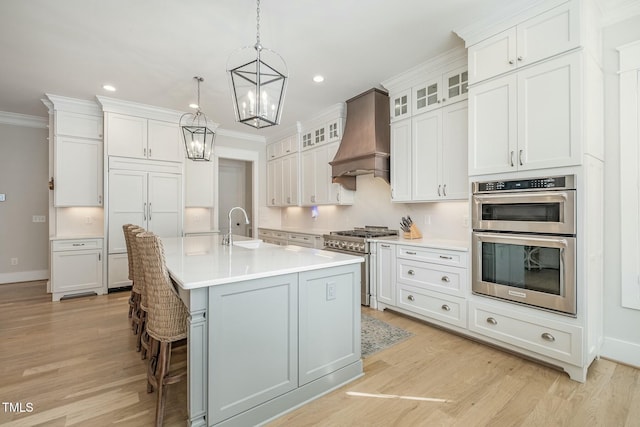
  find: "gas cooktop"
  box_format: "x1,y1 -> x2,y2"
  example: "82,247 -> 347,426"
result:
330,226 -> 399,239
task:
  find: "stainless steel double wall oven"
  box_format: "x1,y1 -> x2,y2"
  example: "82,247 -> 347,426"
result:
471,175 -> 577,315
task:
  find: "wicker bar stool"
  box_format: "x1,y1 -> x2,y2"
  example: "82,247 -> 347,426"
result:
128,226 -> 147,350
138,231 -> 188,427
123,224 -> 141,327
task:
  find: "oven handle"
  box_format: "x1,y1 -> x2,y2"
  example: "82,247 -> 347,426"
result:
472,231 -> 571,248
473,191 -> 571,202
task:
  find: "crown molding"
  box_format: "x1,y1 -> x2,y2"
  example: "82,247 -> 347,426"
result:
215,128 -> 266,143
96,96 -> 188,124
43,94 -> 102,116
266,123 -> 300,144
0,111 -> 47,129
600,0 -> 640,25
299,102 -> 345,132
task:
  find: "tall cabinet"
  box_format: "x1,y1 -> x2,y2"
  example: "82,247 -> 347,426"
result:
97,97 -> 185,289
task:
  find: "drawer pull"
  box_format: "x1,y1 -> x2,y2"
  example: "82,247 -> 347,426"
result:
439,255 -> 453,260
407,295 -> 415,302
441,304 -> 451,311
406,251 -> 417,255
407,269 -> 415,276
381,244 -> 390,248
72,243 -> 86,247
441,276 -> 450,283
486,317 -> 498,325
541,332 -> 556,342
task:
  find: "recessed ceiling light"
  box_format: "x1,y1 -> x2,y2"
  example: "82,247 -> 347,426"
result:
102,84 -> 116,92
313,75 -> 325,83
189,103 -> 199,109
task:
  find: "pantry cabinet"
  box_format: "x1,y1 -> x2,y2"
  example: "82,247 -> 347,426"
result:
469,52 -> 581,175
106,113 -> 183,162
468,1 -> 580,84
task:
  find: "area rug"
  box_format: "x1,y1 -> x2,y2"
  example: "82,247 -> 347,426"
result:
361,313 -> 413,358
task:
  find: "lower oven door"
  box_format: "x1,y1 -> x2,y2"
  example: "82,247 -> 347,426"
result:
472,232 -> 576,315
323,247 -> 369,306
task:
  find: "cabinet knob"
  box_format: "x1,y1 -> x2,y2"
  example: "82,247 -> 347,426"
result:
407,295 -> 415,302
442,98 -> 447,103
407,269 -> 415,276
509,59 -> 515,65
441,276 -> 450,283
441,304 -> 451,311
517,56 -> 523,61
486,317 -> 498,325
541,332 -> 555,342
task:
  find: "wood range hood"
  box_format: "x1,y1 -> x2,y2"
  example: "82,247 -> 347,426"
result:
329,88 -> 390,191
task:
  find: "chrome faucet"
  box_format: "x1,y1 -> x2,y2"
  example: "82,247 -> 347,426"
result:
222,206 -> 250,246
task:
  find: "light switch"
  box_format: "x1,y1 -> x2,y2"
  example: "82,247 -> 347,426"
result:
0,194 -> 5,202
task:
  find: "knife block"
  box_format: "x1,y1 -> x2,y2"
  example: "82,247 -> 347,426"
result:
403,223 -> 422,239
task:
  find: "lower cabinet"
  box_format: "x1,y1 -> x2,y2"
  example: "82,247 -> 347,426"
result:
51,238 -> 104,301
258,228 -> 324,248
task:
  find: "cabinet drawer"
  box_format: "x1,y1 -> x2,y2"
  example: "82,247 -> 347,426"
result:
288,233 -> 315,248
398,285 -> 466,328
258,229 -> 274,239
397,259 -> 466,297
52,238 -> 103,251
469,301 -> 582,365
397,245 -> 467,267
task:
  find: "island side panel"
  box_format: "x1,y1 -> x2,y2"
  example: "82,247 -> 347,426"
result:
298,264 -> 361,385
178,286 -> 208,427
208,273 -> 299,425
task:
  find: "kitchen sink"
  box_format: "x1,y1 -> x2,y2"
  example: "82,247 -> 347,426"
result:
232,239 -> 265,249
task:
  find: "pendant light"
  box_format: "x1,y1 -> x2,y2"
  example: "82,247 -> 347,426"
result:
180,76 -> 216,161
227,0 -> 288,129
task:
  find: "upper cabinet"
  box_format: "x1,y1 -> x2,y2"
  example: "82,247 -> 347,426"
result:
267,133 -> 300,207
412,66 -> 469,115
468,1 -> 579,84
105,113 -> 183,162
44,95 -> 104,207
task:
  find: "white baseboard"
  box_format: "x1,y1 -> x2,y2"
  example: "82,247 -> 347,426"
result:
601,336 -> 640,368
0,270 -> 49,285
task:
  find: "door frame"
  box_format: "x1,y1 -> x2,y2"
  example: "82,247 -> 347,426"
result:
213,146 -> 259,238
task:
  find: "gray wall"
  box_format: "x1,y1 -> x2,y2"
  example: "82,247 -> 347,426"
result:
602,15 -> 640,362
0,122 -> 49,283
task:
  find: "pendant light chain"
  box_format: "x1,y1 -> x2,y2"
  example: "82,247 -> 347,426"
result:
256,0 -> 261,46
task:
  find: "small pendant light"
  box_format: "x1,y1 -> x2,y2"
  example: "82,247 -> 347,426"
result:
180,76 -> 216,161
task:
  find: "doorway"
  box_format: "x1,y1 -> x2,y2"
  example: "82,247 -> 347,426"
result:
218,158 -> 253,237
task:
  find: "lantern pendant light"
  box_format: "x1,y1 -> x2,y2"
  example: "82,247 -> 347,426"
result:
227,0 -> 288,129
180,76 -> 216,161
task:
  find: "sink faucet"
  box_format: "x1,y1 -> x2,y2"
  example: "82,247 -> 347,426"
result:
222,206 -> 250,246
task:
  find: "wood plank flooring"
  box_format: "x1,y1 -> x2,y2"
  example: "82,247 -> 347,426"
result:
1,281 -> 639,426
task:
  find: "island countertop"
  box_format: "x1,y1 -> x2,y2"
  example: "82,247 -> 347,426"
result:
162,234 -> 364,290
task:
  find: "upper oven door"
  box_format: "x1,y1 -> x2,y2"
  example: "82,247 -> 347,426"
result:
472,190 -> 576,235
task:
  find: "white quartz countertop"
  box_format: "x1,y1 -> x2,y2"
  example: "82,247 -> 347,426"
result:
368,236 -> 469,251
162,235 -> 364,290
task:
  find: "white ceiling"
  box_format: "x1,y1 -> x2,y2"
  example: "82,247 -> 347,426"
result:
0,0 -> 623,138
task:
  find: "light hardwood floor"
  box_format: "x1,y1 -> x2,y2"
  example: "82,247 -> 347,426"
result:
1,281 -> 639,426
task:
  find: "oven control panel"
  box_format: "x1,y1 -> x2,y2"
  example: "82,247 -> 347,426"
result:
324,239 -> 366,253
473,175 -> 574,193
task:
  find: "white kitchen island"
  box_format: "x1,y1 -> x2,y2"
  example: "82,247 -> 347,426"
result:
162,235 -> 364,427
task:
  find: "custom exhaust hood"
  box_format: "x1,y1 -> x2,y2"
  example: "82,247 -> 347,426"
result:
329,88 -> 390,191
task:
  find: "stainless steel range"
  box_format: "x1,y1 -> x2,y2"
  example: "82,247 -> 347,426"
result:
323,226 -> 398,306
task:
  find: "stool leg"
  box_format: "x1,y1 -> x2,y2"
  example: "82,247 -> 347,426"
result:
136,310 -> 146,352
155,341 -> 171,427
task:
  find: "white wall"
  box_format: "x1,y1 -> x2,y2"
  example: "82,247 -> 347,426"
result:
0,122 -> 49,284
276,173 -> 470,242
601,15 -> 640,366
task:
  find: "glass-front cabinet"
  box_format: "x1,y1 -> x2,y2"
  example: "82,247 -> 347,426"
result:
390,89 -> 411,122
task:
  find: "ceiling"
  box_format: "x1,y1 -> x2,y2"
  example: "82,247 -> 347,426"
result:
0,0 -> 622,138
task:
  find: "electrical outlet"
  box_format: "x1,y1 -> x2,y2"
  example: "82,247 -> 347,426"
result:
462,215 -> 469,227
10,258 -> 18,266
85,216 -> 93,224
424,215 -> 431,225
326,282 -> 336,301
0,193 -> 5,202
32,215 -> 46,223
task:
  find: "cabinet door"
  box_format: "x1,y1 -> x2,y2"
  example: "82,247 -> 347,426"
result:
51,249 -> 103,300
108,169 -> 147,253
517,53 -> 581,171
274,158 -> 284,206
441,101 -> 469,200
301,150 -> 316,205
376,243 -> 396,306
147,119 -> 183,162
468,27 -> 517,84
412,110 -> 440,201
413,77 -> 441,114
390,120 -> 412,201
327,142 -> 354,205
106,113 -> 147,159
209,274 -> 298,424
282,154 -> 299,206
55,136 -> 103,207
443,66 -> 469,104
517,2 -> 579,69
147,172 -> 182,238
313,145 -> 330,205
327,118 -> 342,142
185,160 -> 215,207
267,160 -> 278,206
55,111 -> 103,139
468,74 -> 517,175
390,88 -> 411,122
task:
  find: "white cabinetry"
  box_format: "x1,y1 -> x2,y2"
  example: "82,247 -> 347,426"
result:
302,142 -> 354,206
412,66 -> 468,115
258,228 -> 324,248
375,242 -> 396,306
391,101 -> 468,202
51,238 -> 104,301
106,113 -> 183,162
185,160 -> 215,208
469,52 -> 581,175
107,158 -> 182,288
468,1 -> 579,84
267,134 -> 300,207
